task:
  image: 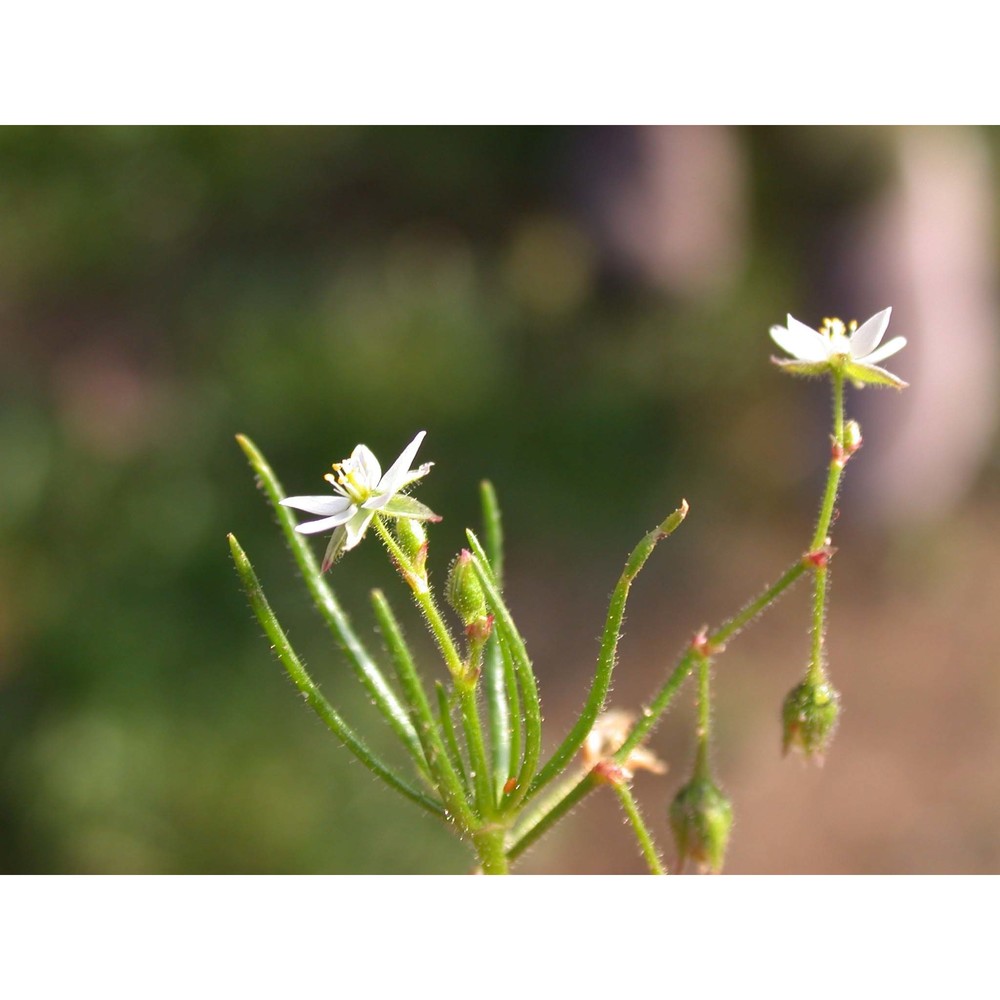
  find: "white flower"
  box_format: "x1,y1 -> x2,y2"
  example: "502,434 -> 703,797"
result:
769,307 -> 908,388
281,431 -> 439,572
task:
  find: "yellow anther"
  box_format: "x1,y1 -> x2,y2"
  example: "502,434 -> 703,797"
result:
819,317 -> 846,339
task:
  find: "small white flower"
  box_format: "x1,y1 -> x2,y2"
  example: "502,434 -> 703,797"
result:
770,307 -> 908,388
281,431 -> 439,572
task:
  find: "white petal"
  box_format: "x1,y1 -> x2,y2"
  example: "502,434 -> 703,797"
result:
280,495 -> 353,517
351,444 -> 382,489
849,307 -> 892,358
860,335 -> 906,365
293,508 -> 358,534
343,509 -> 374,550
377,430 -> 426,497
363,490 -> 394,510
393,461 -> 433,492
770,316 -> 829,362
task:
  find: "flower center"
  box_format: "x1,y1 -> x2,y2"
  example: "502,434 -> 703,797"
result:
819,316 -> 856,358
324,462 -> 372,504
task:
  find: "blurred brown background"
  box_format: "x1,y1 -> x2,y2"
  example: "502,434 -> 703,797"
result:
1,126 -> 997,873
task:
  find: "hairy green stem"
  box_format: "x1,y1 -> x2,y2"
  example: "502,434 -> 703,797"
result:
508,772 -> 597,863
611,781 -> 667,875
811,372 -> 845,551
370,589 -> 478,828
805,373 -> 846,681
694,654 -> 712,779
372,515 -> 466,679
372,515 -> 494,820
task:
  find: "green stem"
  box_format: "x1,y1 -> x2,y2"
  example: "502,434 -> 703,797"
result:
611,781 -> 667,875
804,373 -> 845,682
619,557 -> 807,762
811,372 -> 845,551
471,825 -> 509,875
372,515 -> 494,818
809,565 -> 830,684
508,772 -> 597,863
694,654 -> 712,779
712,559 -> 810,649
372,515 -> 466,679
235,435 -> 425,769
527,502 -> 689,802
370,590 -> 478,829
228,533 -> 445,820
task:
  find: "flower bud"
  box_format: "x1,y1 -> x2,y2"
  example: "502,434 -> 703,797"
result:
395,518 -> 427,562
446,550 -> 488,626
843,419 -> 862,455
669,775 -> 733,874
782,676 -> 841,760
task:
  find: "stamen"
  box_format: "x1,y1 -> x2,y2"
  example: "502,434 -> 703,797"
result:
819,317 -> 846,339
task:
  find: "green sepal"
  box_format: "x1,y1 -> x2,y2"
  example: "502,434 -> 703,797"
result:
378,495 -> 441,520
842,360 -> 908,389
770,357 -> 831,378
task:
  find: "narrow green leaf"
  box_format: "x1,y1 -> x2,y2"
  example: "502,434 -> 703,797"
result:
466,530 -> 542,803
370,589 -> 477,829
527,501 -> 689,800
435,681 -> 469,792
228,533 -> 445,819
479,480 -> 509,801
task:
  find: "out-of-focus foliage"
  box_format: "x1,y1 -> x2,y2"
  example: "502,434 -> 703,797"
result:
1,126 -> 997,873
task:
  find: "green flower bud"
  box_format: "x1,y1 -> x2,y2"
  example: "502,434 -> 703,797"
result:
669,775 -> 733,874
782,676 -> 841,760
843,419 -> 863,454
395,518 -> 427,562
446,550 -> 488,626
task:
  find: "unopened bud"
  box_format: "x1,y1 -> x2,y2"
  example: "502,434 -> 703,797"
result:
843,419 -> 862,455
782,676 -> 841,760
446,550 -> 488,625
669,775 -> 733,874
395,518 -> 427,562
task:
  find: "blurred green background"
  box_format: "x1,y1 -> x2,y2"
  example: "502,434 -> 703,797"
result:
2,126 -> 998,873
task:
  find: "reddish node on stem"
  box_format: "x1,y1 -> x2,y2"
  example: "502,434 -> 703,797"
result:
503,777 -> 517,795
690,626 -> 723,657
592,760 -> 628,787
805,544 -> 837,568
